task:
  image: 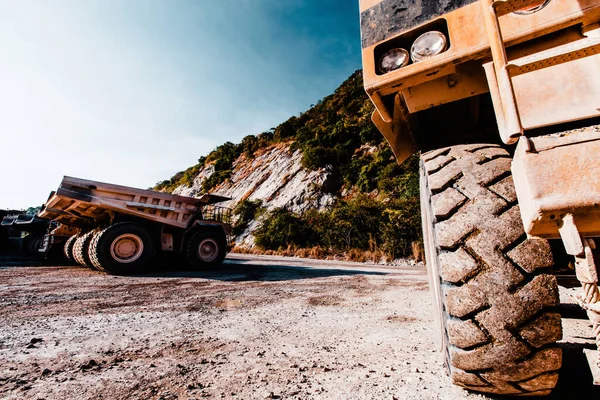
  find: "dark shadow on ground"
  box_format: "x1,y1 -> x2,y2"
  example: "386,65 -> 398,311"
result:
0,253 -> 389,280
483,341 -> 599,399
138,257 -> 388,281
0,251 -> 63,268
557,302 -> 589,320
555,274 -> 582,289
548,342 -> 600,398
545,303 -> 600,398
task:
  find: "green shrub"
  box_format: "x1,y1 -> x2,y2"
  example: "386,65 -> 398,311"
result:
325,196 -> 383,250
254,208 -> 313,250
240,135 -> 260,159
380,198 -> 422,259
301,146 -> 337,170
232,199 -> 263,235
253,195 -> 422,259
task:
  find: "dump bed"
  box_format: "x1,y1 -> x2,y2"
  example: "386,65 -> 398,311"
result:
39,176 -> 231,229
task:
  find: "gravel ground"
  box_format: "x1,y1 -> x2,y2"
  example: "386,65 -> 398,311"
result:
0,253 -> 598,399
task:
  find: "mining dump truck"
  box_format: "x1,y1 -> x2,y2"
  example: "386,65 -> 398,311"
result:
38,176 -> 232,274
0,213 -> 51,254
359,0 -> 600,395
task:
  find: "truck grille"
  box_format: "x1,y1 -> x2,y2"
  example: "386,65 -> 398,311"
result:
202,206 -> 232,225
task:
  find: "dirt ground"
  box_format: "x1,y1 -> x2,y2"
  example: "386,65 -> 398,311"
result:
0,253 -> 598,399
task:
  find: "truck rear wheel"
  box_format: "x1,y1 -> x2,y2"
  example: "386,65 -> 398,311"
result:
27,236 -> 42,254
20,235 -> 42,254
420,144 -> 562,396
73,231 -> 95,267
63,234 -> 78,262
185,230 -> 226,269
88,222 -> 155,274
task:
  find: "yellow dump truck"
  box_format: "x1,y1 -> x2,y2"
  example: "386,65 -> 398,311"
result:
39,176 -> 232,274
360,0 -> 600,395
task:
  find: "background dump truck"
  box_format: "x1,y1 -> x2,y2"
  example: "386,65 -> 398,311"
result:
359,0 -> 600,396
0,212 -> 54,255
38,176 -> 232,274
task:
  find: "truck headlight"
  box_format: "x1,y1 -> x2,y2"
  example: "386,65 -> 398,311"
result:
514,0 -> 551,14
378,48 -> 410,74
410,31 -> 448,63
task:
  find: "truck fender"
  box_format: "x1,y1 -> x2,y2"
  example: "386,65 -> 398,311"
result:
186,221 -> 229,237
372,94 -> 419,165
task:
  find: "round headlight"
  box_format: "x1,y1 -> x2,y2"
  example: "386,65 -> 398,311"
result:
411,31 -> 448,63
378,48 -> 410,74
514,0 -> 551,15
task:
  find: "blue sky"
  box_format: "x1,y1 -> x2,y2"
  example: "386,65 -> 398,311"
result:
0,0 -> 362,209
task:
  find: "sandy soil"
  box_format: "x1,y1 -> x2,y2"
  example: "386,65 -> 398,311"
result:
0,254 -> 598,399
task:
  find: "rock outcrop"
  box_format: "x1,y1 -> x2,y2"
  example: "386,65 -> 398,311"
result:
173,143 -> 335,247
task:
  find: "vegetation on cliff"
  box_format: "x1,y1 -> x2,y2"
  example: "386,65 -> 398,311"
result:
156,70 -> 422,259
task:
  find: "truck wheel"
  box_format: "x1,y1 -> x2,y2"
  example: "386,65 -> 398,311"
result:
20,235 -> 40,254
63,234 -> 78,262
420,144 -> 562,396
73,231 -> 95,267
88,222 -> 155,274
26,236 -> 39,253
185,230 -> 226,269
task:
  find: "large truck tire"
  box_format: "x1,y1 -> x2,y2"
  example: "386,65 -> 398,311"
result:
88,222 -> 155,274
420,144 -> 562,396
26,237 -> 34,253
73,231 -> 95,267
19,235 -> 41,254
185,230 -> 227,269
27,236 -> 41,254
63,234 -> 78,262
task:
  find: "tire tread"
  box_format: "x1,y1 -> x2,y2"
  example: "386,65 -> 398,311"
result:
63,234 -> 78,262
87,222 -> 154,274
72,231 -> 95,267
421,144 -> 562,396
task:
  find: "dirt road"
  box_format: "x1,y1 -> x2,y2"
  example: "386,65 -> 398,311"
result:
0,254 -> 598,399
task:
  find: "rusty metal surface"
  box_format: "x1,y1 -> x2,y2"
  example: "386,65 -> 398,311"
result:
403,62 -> 489,112
511,127 -> 600,239
482,0 -> 524,144
372,95 -> 419,164
512,54 -> 600,130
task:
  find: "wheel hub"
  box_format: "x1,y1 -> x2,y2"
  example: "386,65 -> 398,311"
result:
110,234 -> 144,263
198,238 -> 219,262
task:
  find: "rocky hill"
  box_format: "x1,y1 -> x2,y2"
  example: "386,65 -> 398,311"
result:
172,143 -> 335,247
156,71 -> 421,261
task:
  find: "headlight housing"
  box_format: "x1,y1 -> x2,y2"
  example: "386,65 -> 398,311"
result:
514,0 -> 551,14
378,48 -> 410,74
410,31 -> 448,63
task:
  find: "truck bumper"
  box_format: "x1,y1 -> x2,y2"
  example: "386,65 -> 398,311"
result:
512,127 -> 600,239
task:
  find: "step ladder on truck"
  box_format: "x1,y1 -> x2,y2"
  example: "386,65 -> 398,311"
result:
39,176 -> 232,274
359,0 -> 600,395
